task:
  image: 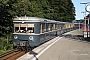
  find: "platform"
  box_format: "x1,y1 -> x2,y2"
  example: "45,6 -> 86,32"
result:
17,29 -> 90,60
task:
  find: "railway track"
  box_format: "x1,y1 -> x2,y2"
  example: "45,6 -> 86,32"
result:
0,49 -> 28,60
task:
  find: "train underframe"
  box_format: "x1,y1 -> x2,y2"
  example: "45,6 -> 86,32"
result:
13,40 -> 33,51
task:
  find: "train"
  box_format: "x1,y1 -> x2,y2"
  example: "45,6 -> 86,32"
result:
72,19 -> 85,29
12,16 -> 77,51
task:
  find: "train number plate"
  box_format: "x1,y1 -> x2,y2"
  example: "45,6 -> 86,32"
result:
20,41 -> 28,46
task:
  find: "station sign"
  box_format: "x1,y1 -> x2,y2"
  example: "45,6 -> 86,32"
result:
85,4 -> 90,12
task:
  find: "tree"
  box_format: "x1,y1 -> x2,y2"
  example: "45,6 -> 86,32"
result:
48,0 -> 75,22
0,0 -> 12,36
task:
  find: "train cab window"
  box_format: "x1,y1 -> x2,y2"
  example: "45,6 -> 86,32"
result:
14,24 -> 34,33
14,24 -> 27,33
20,24 -> 27,33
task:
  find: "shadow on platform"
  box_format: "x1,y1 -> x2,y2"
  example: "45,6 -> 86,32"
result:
29,51 -> 38,60
63,34 -> 90,42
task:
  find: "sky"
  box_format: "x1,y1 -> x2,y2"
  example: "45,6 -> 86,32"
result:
72,0 -> 90,20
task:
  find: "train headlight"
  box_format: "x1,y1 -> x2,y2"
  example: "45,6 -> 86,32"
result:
29,36 -> 33,40
14,35 -> 18,39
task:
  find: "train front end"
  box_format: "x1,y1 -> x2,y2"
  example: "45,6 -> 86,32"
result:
12,17 -> 41,50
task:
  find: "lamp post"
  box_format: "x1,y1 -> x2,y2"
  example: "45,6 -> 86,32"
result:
85,4 -> 90,37
80,2 -> 90,38
80,2 -> 88,38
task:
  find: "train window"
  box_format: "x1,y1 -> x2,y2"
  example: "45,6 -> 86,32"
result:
20,24 -> 27,33
41,23 -> 45,33
52,24 -> 55,30
48,24 -> 50,31
14,24 -> 19,33
51,24 -> 53,31
40,24 -> 42,33
27,24 -> 34,33
58,25 -> 60,29
14,24 -> 34,33
44,23 -> 46,32
55,24 -> 58,30
14,24 -> 27,33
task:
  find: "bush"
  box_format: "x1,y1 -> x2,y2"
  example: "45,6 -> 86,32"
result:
0,34 -> 13,54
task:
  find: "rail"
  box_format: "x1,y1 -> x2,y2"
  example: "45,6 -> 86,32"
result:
0,49 -> 28,60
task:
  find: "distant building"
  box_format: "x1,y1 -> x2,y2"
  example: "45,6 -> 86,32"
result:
72,19 -> 84,24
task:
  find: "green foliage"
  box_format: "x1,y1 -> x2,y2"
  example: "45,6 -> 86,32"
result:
0,0 -> 12,36
6,0 -> 75,21
48,0 -> 75,21
0,35 -> 13,54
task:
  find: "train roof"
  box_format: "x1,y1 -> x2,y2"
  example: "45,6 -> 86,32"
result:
13,16 -> 57,23
13,16 -> 70,24
13,16 -> 45,21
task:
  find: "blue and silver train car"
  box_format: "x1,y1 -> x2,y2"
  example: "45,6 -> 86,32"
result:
12,16 -> 65,50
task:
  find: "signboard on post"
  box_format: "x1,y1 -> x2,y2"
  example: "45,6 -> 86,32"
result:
85,5 -> 90,12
